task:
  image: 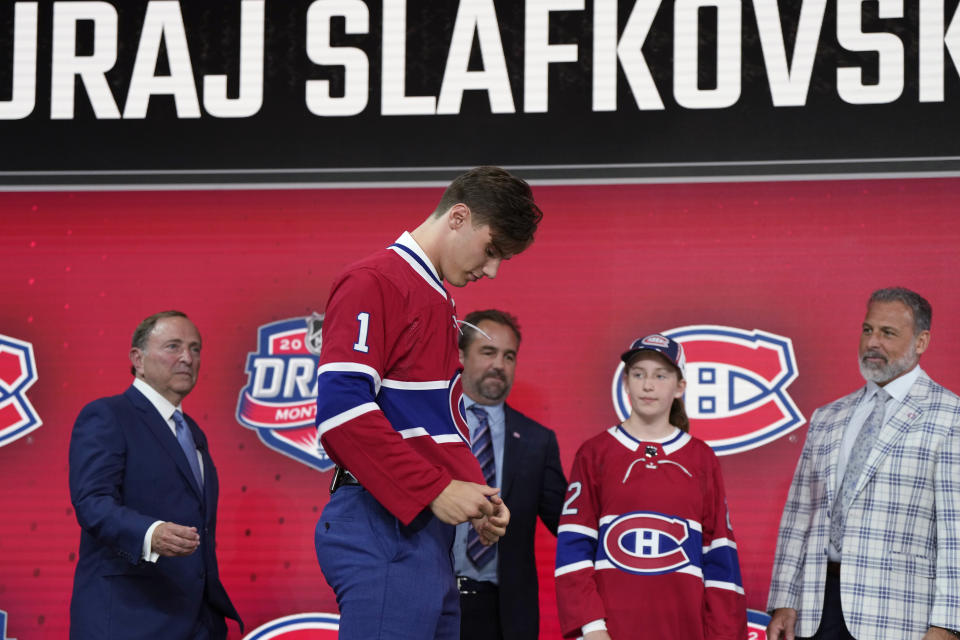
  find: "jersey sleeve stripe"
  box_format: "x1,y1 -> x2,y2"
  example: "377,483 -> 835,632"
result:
703,537 -> 738,553
317,362 -> 382,394
382,379 -> 449,390
316,370 -> 381,424
703,545 -> 744,587
554,560 -> 594,577
432,434 -> 467,444
677,564 -> 704,579
317,402 -> 380,437
704,579 -> 746,594
558,524 -> 598,538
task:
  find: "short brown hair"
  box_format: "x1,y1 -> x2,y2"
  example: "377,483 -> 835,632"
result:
434,166 -> 543,257
458,309 -> 522,351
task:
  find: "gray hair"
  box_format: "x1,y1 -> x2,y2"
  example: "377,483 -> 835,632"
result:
868,287 -> 932,333
130,310 -> 190,375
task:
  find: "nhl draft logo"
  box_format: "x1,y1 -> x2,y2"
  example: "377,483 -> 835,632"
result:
242,612 -> 339,639
613,325 -> 804,455
601,511 -> 698,575
236,314 -> 335,472
0,334 -> 42,448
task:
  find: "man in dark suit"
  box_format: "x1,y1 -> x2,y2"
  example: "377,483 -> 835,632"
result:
454,309 -> 567,640
69,310 -> 241,639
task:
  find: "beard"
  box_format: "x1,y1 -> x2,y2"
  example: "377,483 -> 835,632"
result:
859,343 -> 917,384
475,372 -> 510,403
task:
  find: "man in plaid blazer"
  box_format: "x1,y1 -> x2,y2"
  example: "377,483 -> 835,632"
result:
767,287 -> 960,640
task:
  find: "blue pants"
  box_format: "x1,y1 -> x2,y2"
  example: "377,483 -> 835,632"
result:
316,486 -> 460,640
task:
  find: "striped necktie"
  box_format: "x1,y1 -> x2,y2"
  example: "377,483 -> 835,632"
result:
173,410 -> 204,493
830,387 -> 890,551
466,405 -> 496,568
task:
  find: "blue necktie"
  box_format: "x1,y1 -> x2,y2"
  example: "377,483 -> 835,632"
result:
830,387 -> 890,551
466,405 -> 496,568
173,410 -> 204,493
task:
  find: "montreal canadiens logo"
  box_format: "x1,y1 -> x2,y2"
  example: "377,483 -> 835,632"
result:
449,372 -> 470,443
242,612 -> 339,639
602,512 -> 695,575
236,315 -> 335,472
0,334 -> 42,448
612,325 -> 804,455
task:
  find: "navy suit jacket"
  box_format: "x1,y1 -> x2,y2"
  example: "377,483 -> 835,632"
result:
496,404 -> 567,640
68,386 -> 241,639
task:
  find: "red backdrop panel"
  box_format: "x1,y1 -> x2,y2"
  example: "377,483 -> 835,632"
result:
1,178 -> 959,638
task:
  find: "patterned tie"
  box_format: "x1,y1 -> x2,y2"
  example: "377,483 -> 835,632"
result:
466,405 -> 496,568
830,387 -> 890,551
173,410 -> 204,493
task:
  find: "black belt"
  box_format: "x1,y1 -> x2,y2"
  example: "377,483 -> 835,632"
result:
826,561 -> 841,578
329,466 -> 360,494
457,576 -> 497,595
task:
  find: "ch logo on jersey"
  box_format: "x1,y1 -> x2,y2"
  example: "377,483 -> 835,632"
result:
236,316 -> 334,472
0,334 -> 41,449
747,609 -> 771,640
612,325 -> 804,455
242,612 -> 339,639
448,372 -> 470,443
602,512 -> 692,575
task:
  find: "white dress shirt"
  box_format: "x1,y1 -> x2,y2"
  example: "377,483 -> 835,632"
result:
132,377 -> 204,562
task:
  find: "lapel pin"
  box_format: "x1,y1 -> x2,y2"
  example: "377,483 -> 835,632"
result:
512,431 -> 520,438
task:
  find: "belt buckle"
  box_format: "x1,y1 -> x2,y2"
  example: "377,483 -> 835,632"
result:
456,576 -> 475,595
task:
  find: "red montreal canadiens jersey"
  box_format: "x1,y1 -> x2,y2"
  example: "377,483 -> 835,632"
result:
315,232 -> 484,525
555,426 -> 746,639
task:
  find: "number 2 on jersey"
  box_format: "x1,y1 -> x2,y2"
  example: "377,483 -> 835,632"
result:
562,481 -> 582,515
353,312 -> 370,353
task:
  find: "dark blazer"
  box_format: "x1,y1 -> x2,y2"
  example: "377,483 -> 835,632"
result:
68,386 -> 241,639
497,404 -> 567,640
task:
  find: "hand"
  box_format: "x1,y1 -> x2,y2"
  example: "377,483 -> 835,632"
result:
767,608 -> 798,640
151,521 -> 200,557
471,494 -> 510,545
584,631 -> 612,640
923,628 -> 959,640
429,479 -> 500,525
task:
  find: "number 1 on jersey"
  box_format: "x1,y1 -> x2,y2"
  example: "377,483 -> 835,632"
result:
353,312 -> 370,353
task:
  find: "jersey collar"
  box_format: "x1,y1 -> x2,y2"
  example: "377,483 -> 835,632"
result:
608,425 -> 691,455
389,231 -> 448,299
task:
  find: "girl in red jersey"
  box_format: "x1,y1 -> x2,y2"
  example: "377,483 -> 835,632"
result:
555,334 -> 747,640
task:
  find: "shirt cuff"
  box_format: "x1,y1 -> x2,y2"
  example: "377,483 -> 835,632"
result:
142,521 -> 163,562
582,619 -> 607,635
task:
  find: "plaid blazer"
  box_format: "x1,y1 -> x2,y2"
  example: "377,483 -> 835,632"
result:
767,371 -> 960,639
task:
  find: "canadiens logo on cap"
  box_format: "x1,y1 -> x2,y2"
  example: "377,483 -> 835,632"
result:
613,325 -> 804,455
641,335 -> 670,348
236,315 -> 335,472
621,333 -> 686,377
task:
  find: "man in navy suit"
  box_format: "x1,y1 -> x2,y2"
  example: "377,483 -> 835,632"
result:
454,309 -> 567,640
69,310 -> 241,639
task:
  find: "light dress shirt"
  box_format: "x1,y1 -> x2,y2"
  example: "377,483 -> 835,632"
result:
452,397 -> 505,584
132,377 -> 204,562
827,365 -> 921,562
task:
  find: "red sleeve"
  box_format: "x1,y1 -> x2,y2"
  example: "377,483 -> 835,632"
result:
701,448 -> 748,639
316,267 -> 451,524
555,444 -> 607,637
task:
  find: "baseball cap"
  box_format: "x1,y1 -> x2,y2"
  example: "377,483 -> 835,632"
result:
620,334 -> 686,378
